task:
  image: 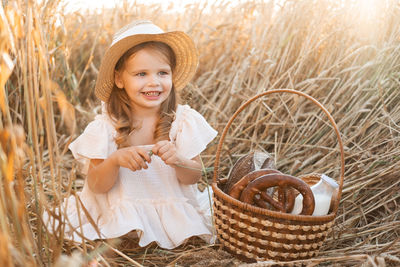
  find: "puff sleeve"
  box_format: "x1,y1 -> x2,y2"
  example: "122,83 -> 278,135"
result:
169,105 -> 218,159
68,114 -> 117,174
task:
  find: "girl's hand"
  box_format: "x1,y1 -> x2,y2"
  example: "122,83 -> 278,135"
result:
110,146 -> 152,171
153,140 -> 202,184
152,140 -> 180,166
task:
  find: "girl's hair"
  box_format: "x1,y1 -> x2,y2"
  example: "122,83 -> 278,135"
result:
106,41 -> 179,147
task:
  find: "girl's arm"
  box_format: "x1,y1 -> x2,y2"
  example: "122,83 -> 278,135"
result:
152,141 -> 202,185
87,158 -> 119,194
87,147 -> 152,193
174,156 -> 202,184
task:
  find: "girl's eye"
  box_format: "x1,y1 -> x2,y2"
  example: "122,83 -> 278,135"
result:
136,72 -> 146,77
159,71 -> 170,76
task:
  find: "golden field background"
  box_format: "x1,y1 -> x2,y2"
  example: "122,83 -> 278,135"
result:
0,0 -> 399,266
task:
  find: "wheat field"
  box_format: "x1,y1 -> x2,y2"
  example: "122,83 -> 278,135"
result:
0,0 -> 399,266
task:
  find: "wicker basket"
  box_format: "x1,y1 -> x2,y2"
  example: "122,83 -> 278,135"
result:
212,89 -> 345,262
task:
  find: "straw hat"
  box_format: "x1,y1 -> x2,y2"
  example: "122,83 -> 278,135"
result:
95,20 -> 199,102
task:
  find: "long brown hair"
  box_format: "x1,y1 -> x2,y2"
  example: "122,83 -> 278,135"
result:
106,41 -> 179,147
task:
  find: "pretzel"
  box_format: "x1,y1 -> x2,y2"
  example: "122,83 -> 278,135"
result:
276,186 -> 296,213
240,174 -> 315,215
228,169 -> 281,200
224,151 -> 276,193
246,178 -> 296,213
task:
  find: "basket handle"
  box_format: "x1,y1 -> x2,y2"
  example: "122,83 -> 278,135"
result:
212,89 -> 345,204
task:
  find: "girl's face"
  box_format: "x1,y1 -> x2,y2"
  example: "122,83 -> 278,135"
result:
114,48 -> 173,112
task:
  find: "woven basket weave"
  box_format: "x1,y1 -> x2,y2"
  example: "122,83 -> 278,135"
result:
212,89 -> 345,262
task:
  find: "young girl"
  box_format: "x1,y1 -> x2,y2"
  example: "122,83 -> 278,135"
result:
48,20 -> 218,249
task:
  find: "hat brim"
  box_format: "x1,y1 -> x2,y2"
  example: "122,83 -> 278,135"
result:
95,31 -> 198,102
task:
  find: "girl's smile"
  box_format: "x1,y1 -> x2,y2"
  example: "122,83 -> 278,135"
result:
114,48 -> 173,112
142,91 -> 162,100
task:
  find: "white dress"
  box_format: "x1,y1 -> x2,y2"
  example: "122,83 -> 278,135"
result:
45,104 -> 218,249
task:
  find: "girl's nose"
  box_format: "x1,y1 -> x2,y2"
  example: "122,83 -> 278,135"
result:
147,74 -> 160,87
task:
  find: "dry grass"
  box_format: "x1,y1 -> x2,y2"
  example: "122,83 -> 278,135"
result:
0,0 -> 399,266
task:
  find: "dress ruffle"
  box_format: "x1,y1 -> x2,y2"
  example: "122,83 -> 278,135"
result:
170,105 -> 218,159
68,114 -> 117,174
45,191 -> 213,248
